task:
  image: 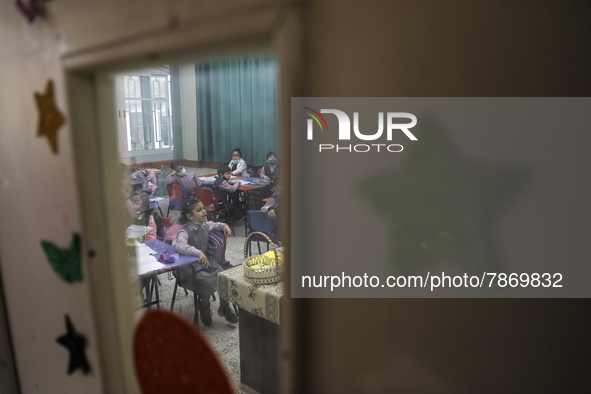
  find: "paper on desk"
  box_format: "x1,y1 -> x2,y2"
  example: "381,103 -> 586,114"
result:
136,253 -> 165,275
126,225 -> 147,239
199,176 -> 217,182
136,244 -> 157,256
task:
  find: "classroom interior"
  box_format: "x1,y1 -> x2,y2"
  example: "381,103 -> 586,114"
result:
116,55 -> 283,393
1,1 -> 591,393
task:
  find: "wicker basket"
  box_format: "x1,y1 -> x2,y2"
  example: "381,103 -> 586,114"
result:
243,232 -> 283,285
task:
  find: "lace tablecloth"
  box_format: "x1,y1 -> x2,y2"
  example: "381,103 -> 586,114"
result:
218,264 -> 284,325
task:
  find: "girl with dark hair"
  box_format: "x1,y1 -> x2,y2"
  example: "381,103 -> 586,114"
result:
213,165 -> 243,222
130,193 -> 157,240
228,148 -> 248,176
174,198 -> 237,327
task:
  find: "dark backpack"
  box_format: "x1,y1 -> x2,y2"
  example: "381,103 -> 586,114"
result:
207,230 -> 232,269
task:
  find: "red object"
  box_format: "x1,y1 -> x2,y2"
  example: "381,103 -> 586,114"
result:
194,187 -> 232,230
166,183 -> 184,216
134,310 -> 233,394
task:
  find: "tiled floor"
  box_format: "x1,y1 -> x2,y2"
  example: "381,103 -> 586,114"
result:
140,185 -> 266,393
153,232 -> 254,393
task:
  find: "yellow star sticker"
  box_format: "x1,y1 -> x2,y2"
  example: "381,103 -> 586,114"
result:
35,80 -> 65,154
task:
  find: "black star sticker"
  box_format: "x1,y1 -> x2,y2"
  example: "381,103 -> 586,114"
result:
56,315 -> 91,375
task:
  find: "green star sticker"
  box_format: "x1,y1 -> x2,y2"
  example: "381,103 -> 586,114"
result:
355,122 -> 528,275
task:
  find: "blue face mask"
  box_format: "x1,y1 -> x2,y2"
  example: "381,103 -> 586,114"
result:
231,159 -> 240,164
268,159 -> 276,165
178,168 -> 187,176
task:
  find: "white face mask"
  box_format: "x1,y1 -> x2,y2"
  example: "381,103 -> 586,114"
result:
178,168 -> 187,176
190,217 -> 204,226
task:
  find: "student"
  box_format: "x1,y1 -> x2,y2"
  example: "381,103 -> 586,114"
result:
165,160 -> 201,198
261,176 -> 281,220
213,165 -> 243,222
229,148 -> 248,177
140,161 -> 158,196
175,199 -> 238,327
260,151 -> 279,180
130,193 -> 157,241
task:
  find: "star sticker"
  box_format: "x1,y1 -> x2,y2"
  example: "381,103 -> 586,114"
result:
355,123 -> 528,275
34,80 -> 65,154
15,0 -> 50,23
56,315 -> 91,375
40,233 -> 83,284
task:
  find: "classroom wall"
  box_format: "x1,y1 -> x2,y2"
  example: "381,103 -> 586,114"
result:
0,0 -> 590,393
179,63 -> 199,162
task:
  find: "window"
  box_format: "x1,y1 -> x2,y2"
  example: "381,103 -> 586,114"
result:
116,68 -> 174,157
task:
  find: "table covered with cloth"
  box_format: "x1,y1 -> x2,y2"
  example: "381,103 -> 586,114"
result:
217,264 -> 284,325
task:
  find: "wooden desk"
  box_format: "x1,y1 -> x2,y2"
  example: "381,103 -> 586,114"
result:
218,264 -> 283,393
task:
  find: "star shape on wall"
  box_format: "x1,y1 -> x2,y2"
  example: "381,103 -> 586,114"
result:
355,123 -> 528,275
34,80 -> 65,154
56,315 -> 91,375
15,0 -> 50,23
40,233 -> 83,284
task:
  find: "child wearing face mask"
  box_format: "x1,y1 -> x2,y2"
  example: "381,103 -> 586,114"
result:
130,192 -> 158,240
229,148 -> 249,177
175,198 -> 237,327
260,151 -> 279,180
165,160 -> 202,198
213,165 -> 243,222
139,161 -> 158,196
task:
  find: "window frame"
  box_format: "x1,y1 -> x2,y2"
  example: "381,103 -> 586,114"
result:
115,67 -> 174,159
63,6 -> 302,394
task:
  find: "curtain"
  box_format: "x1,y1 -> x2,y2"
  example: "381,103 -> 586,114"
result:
196,54 -> 278,166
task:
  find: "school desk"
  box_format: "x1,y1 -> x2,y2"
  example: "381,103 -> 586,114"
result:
217,250 -> 284,393
137,239 -> 202,324
197,174 -> 244,185
197,176 -> 269,231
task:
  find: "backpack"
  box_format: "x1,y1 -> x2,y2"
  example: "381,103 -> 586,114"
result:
207,230 -> 233,269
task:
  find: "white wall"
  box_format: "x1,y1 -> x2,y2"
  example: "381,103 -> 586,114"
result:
0,1 -> 292,393
179,63 -> 199,161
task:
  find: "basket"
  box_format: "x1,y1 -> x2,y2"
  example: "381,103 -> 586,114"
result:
243,232 -> 283,285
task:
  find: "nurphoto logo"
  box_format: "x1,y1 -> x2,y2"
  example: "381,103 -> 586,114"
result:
302,107 -> 418,153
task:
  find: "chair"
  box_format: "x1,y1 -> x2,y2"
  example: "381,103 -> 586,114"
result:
169,231 -> 238,324
166,183 -> 184,217
246,210 -> 278,256
194,187 -> 233,232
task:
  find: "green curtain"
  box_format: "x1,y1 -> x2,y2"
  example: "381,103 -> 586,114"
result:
196,54 -> 278,167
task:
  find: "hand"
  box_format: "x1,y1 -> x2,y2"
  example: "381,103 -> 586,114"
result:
268,209 -> 276,220
198,252 -> 209,269
223,225 -> 232,236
